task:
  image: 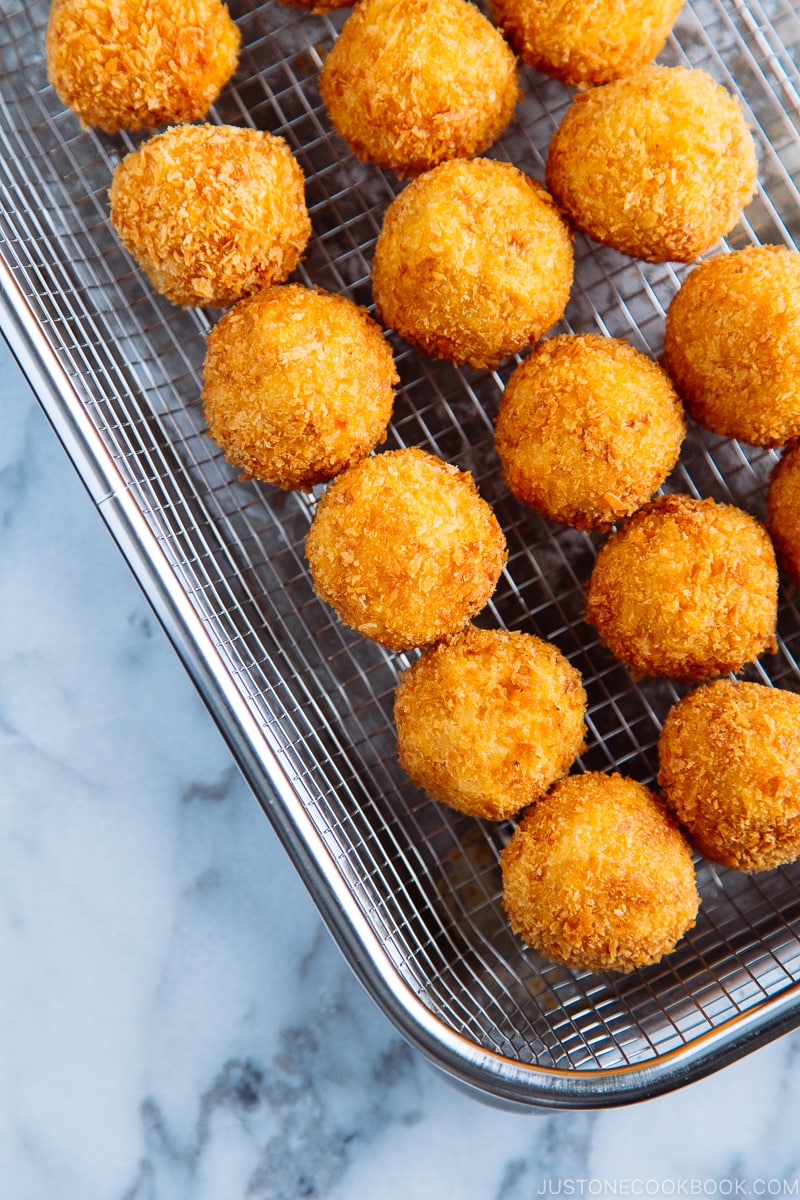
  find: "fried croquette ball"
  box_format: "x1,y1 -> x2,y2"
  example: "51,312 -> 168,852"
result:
546,66 -> 757,263
46,0 -> 240,134
664,246 -> 800,448
491,0 -> 683,87
202,285 -> 398,491
371,159 -> 574,369
394,626 -> 586,820
767,444 -> 800,587
305,448 -> 507,651
585,494 -> 778,680
501,773 -> 699,973
319,0 -> 519,177
109,125 -> 311,308
658,681 -> 800,873
495,334 -> 685,531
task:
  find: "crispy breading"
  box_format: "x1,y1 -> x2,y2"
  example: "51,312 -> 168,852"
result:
46,0 -> 240,133
495,334 -> 685,531
109,125 -> 311,308
664,246 -> 800,448
585,494 -> 778,680
546,66 -> 757,263
202,284 -> 397,491
658,680 -> 800,872
394,625 -> 586,820
501,772 -> 699,973
319,0 -> 519,176
491,0 -> 684,87
305,448 -> 507,651
371,158 -> 573,370
767,444 -> 800,588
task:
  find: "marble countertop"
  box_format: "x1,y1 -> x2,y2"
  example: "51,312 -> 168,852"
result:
2,330 -> 799,1198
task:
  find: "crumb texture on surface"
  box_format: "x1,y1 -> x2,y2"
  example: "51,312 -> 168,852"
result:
585,494 -> 778,680
372,158 -> 574,369
202,284 -> 397,490
501,772 -> 699,974
46,0 -> 240,132
305,448 -> 507,651
768,443 -> 800,588
109,125 -> 311,309
495,334 -> 685,530
546,66 -> 757,263
320,0 -> 519,176
658,680 -> 800,872
394,625 -> 586,820
664,246 -> 800,448
491,0 -> 684,86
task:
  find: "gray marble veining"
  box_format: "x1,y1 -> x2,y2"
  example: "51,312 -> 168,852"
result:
2,335 -> 799,1197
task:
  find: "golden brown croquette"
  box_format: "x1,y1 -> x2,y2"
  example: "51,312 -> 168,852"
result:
319,0 -> 519,177
495,334 -> 685,531
585,494 -> 778,680
501,772 -> 699,973
664,246 -> 800,448
109,125 -> 311,308
767,444 -> 800,587
394,625 -> 586,820
371,158 -> 574,369
491,0 -> 684,87
305,448 -> 507,651
202,285 -> 398,491
546,66 -> 757,263
46,0 -> 240,133
658,680 -> 800,873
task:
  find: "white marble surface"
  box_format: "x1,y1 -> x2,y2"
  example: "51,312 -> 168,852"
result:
2,329 -> 800,1197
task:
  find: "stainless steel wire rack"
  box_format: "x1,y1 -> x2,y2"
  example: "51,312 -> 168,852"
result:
2,0 -> 800,1109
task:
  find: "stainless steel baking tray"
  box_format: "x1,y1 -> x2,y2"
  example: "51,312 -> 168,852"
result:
3,0 -> 800,1109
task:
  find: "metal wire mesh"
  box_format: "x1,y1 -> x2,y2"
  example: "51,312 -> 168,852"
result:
2,0 -> 800,1090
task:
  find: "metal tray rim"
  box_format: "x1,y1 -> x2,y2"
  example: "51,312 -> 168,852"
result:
4,254 -> 800,1110
5,0 -> 800,1106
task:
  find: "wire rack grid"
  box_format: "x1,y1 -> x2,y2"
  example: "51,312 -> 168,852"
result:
2,0 -> 800,1108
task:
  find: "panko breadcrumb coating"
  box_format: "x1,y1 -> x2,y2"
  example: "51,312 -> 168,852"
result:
394,625 -> 586,820
371,158 -> 574,369
585,494 -> 778,680
202,285 -> 398,491
768,444 -> 800,587
664,246 -> 800,448
658,680 -> 800,873
501,772 -> 699,973
319,0 -> 519,176
109,125 -> 311,308
495,334 -> 685,531
546,66 -> 757,263
46,0 -> 240,134
305,448 -> 507,651
491,0 -> 684,87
